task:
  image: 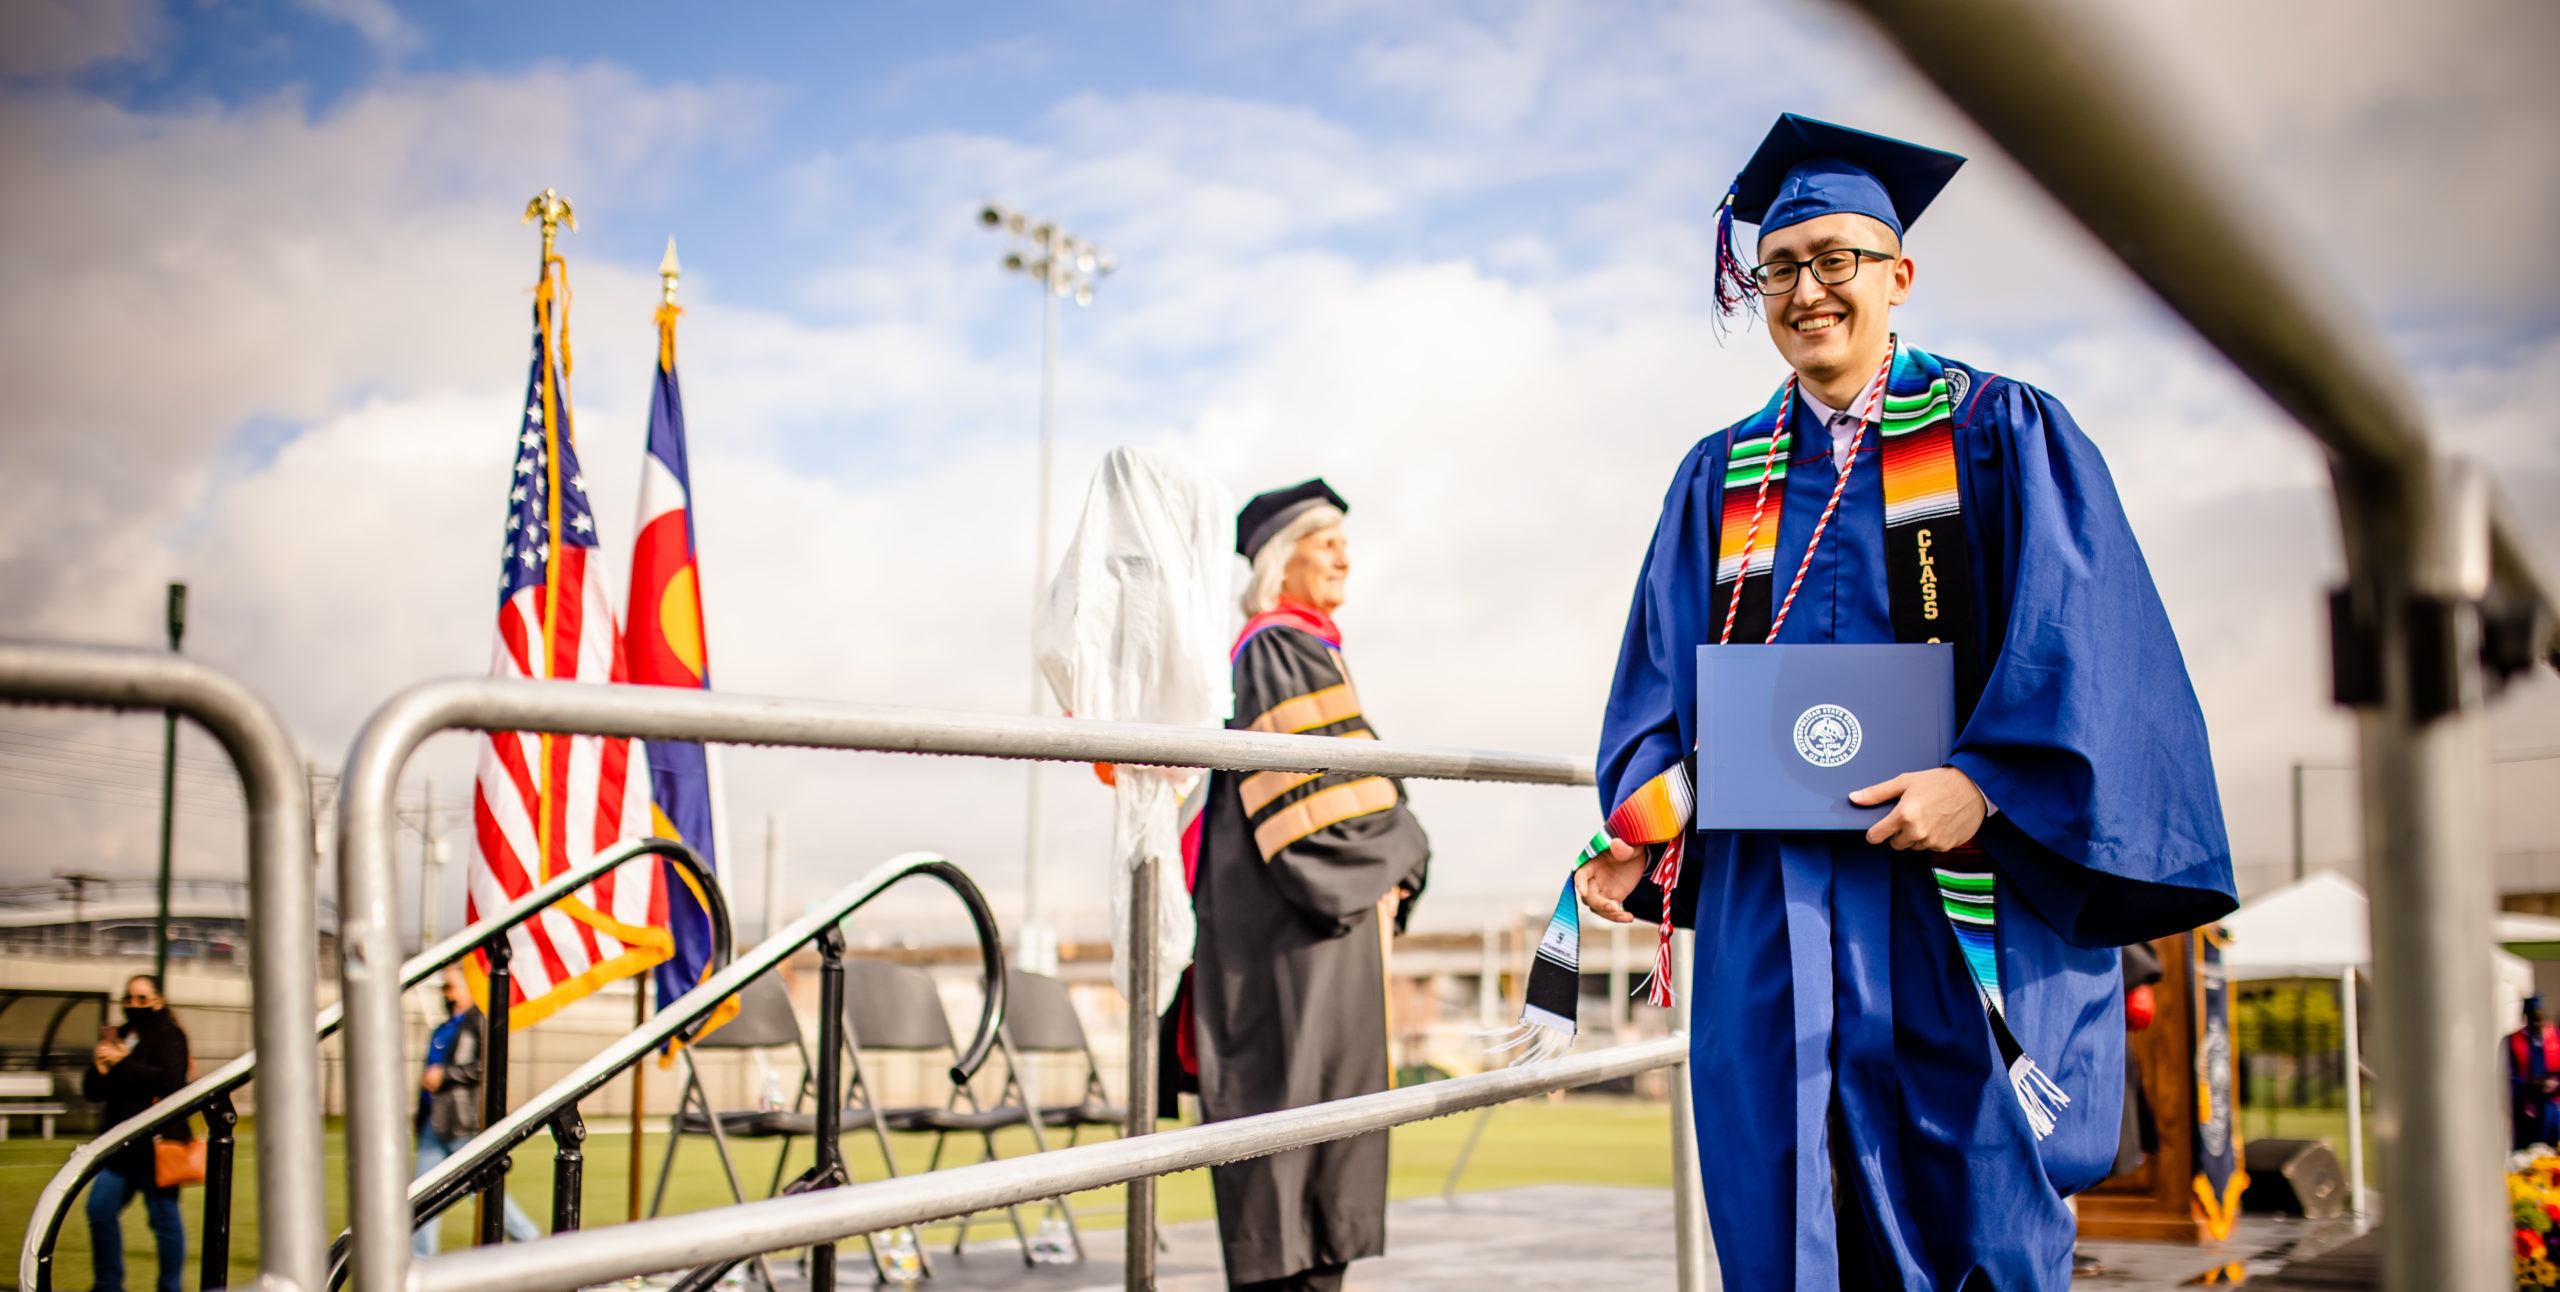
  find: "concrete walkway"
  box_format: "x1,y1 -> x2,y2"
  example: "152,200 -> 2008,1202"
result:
739,1185 -> 2371,1290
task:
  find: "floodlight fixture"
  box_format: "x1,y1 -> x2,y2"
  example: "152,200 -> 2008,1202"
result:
976,201 -> 1120,966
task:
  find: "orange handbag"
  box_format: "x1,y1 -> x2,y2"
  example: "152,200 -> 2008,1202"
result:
153,1138 -> 206,1189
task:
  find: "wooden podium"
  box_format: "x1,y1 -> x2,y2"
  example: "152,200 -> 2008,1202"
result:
2075,929 -> 2244,1243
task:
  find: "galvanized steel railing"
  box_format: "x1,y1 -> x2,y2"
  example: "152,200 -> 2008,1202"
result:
0,642 -> 327,1292
330,678 -> 1618,1292
17,835 -> 723,1292
412,1025 -> 1694,1292
324,852 -> 1006,1292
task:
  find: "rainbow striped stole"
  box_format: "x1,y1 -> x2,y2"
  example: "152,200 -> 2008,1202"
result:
1933,866 -> 2005,1014
1708,384 -> 1795,645
1713,413 -> 1794,585
1877,352 -> 1976,665
1935,860 -> 2070,1137
1605,763 -> 1692,846
1878,372 -> 1962,528
1712,343 -> 1972,643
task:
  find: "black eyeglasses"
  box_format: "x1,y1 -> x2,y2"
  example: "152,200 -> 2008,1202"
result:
1749,248 -> 1895,296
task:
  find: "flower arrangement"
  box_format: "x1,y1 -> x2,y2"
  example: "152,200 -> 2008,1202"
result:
2511,1147 -> 2560,1289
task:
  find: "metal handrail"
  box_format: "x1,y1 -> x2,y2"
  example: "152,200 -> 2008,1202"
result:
0,641 -> 326,1292
17,835 -> 724,1292
329,852 -> 1007,1290
1833,2 -> 2560,1285
412,1032 -> 1689,1292
332,675 -> 1596,1292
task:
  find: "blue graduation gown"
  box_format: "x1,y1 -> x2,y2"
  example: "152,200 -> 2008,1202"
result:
1599,357 -> 2236,1291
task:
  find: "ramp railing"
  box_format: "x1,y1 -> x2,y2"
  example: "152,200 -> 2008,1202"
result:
411,1027 -> 1693,1292
17,835 -> 723,1292
0,642 -> 327,1292
1834,1 -> 2560,1286
323,852 -> 1007,1291
330,678 -> 1638,1292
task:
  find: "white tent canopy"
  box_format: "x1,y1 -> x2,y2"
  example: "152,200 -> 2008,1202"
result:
2223,870 -> 2370,981
2223,869 -> 2534,1009
2218,869 -> 2536,1215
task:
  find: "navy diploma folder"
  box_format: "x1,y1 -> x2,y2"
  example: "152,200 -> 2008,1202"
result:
1696,643 -> 1955,831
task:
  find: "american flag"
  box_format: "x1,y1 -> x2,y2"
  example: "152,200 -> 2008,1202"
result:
465,264 -> 669,1028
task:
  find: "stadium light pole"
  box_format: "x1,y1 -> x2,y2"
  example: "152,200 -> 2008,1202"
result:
153,581 -> 186,985
979,202 -> 1113,975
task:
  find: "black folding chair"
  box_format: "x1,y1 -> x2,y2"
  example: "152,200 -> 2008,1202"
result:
1001,969 -> 1125,1143
646,973 -> 810,1292
936,969 -> 1124,1262
840,960 -> 1066,1266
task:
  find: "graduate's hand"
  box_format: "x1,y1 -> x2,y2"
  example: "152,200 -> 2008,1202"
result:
1851,767 -> 1988,852
1574,839 -> 1649,924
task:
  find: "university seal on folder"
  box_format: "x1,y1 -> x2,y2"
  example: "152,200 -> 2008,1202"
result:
1696,642 -> 1955,830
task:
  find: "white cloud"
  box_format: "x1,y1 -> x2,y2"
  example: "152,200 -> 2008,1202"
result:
288,0 -> 420,60
0,0 -> 2554,950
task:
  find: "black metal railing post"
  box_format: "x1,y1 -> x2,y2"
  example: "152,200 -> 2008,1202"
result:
479,939 -> 513,1248
810,923 -> 848,1292
549,1110 -> 585,1234
200,1094 -> 238,1289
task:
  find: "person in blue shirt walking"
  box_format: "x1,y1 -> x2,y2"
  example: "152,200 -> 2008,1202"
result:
414,966 -> 538,1255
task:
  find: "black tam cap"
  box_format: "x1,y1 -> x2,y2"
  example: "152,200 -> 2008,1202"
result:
1236,478 -> 1348,560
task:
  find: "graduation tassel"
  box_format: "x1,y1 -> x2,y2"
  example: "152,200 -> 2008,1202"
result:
1934,865 -> 2070,1138
1712,182 -> 1755,325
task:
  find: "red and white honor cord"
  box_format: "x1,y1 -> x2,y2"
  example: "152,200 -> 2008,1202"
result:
1658,344 -> 1897,1003
1717,338 -> 1897,646
1643,833 -> 1686,1007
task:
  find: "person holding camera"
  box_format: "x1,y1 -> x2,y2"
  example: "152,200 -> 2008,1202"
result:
83,973 -> 192,1292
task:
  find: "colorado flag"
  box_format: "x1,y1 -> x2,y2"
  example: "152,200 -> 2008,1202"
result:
626,239 -> 726,1021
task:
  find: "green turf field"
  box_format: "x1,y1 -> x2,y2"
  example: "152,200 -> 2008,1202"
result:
0,1098 -> 1674,1289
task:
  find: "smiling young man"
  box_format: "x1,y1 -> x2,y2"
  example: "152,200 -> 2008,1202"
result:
1574,116 -> 2238,1289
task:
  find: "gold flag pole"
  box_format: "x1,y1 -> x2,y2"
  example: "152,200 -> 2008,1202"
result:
519,185 -> 576,935
624,241 -> 683,1228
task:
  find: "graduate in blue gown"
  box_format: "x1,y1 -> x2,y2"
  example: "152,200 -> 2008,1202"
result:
1574,116 -> 2237,1290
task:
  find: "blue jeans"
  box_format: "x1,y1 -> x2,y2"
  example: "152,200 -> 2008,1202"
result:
86,1159 -> 185,1292
413,1127 -> 540,1257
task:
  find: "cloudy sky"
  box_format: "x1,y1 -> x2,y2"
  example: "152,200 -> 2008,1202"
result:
1,0 -> 2554,945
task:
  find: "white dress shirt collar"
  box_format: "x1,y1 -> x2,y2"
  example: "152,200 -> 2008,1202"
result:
1798,365 -> 1887,473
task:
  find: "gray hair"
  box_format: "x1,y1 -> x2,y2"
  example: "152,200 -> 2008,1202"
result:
1241,505 -> 1344,617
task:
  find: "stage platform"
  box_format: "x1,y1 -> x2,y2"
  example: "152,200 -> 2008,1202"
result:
730,1184 -> 2373,1290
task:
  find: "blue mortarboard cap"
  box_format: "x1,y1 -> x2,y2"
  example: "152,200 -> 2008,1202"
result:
1733,114 -> 1966,238
1709,114 -> 1966,319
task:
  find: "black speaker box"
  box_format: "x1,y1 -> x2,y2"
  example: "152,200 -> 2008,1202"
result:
2240,1137 -> 2348,1219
